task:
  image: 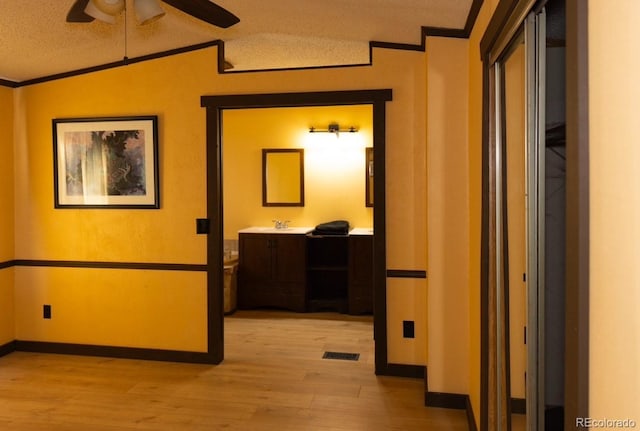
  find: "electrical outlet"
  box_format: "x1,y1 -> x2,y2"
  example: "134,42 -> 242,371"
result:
403,320 -> 415,338
43,304 -> 51,319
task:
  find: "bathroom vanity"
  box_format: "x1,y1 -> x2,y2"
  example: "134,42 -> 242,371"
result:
237,227 -> 373,314
346,228 -> 375,315
236,227 -> 309,312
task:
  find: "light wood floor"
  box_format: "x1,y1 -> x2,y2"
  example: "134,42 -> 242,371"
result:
0,310 -> 469,430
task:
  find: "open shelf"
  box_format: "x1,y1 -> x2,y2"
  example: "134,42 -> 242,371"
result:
306,235 -> 349,313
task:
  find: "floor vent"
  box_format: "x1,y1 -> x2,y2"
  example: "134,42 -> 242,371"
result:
322,351 -> 360,361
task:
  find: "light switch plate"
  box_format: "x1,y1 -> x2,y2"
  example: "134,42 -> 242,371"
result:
196,218 -> 210,234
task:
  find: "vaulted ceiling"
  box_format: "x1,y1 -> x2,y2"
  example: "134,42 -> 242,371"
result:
0,0 -> 480,84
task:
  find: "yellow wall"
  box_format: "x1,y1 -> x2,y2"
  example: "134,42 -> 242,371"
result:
387,278 -> 427,365
14,268 -> 207,351
467,0 -> 499,424
0,87 -> 13,263
11,45 -> 429,362
223,105 -> 373,239
13,58 -> 210,351
0,267 -> 13,345
0,85 -> 15,345
589,0 -> 640,422
425,36 -> 470,392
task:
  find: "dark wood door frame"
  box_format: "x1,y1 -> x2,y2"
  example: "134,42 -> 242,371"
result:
200,89 -> 393,372
564,0 -> 590,427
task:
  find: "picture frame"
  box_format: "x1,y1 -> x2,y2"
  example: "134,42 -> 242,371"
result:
53,116 -> 159,209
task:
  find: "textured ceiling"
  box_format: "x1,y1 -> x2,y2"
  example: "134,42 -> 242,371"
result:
0,0 -> 475,83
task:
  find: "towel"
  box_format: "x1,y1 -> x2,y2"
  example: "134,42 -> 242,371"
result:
313,220 -> 350,235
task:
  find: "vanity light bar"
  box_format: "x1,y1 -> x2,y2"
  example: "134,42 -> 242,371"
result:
308,123 -> 358,134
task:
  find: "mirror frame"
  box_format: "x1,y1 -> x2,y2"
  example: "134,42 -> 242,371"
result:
261,148 -> 305,207
366,147 -> 374,207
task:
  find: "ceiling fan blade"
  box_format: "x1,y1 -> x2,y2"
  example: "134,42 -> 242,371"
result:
161,0 -> 240,28
66,0 -> 95,22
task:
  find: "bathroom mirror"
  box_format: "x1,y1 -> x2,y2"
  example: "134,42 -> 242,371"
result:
262,148 -> 305,206
366,147 -> 373,207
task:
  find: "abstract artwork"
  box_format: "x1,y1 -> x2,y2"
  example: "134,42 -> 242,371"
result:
53,116 -> 159,208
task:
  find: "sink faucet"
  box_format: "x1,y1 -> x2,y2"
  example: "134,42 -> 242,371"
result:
272,219 -> 291,229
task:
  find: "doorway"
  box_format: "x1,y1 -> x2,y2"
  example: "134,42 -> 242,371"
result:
200,90 -> 393,373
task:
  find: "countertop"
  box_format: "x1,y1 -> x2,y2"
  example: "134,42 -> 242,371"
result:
238,226 -> 314,234
238,226 -> 374,235
349,228 -> 374,236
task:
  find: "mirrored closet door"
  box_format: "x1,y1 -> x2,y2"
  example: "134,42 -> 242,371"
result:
485,4 -> 547,431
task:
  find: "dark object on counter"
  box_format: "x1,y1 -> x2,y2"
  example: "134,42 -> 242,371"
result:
313,220 -> 350,236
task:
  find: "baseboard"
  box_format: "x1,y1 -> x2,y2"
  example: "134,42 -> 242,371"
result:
14,340 -> 216,364
424,366 -> 477,431
377,362 -> 425,379
425,391 -> 469,409
0,340 -> 17,358
425,391 -> 478,431
466,396 -> 479,431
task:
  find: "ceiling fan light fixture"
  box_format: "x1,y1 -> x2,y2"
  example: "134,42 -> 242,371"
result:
84,0 -> 125,23
135,0 -> 166,25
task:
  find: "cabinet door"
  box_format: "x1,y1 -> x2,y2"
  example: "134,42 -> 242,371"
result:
239,234 -> 272,282
272,235 -> 306,284
348,235 -> 374,314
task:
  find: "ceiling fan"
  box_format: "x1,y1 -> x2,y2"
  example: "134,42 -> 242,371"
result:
66,0 -> 240,28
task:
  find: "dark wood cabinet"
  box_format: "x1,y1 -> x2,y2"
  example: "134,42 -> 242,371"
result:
306,235 -> 349,313
348,234 -> 374,314
238,233 -> 307,312
238,230 -> 373,314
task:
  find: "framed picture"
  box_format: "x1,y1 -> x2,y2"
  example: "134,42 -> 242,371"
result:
53,116 -> 159,208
